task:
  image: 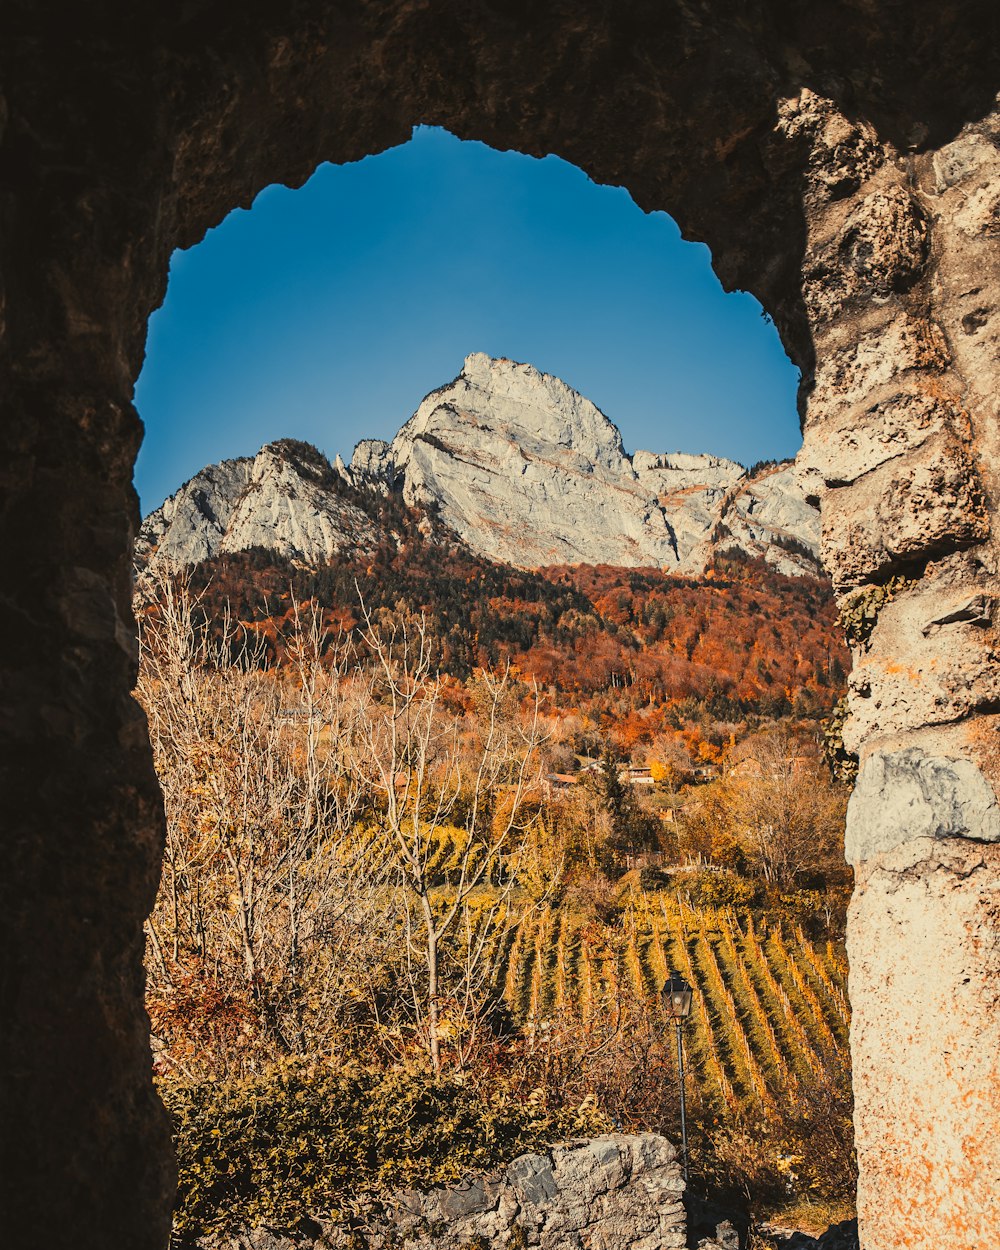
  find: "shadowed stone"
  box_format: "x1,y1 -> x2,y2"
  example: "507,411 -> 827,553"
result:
507,1153 -> 559,1209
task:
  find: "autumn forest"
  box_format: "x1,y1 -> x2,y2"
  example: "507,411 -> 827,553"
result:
137,520 -> 855,1243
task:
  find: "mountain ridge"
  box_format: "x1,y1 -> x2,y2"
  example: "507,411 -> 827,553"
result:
137,354 -> 820,579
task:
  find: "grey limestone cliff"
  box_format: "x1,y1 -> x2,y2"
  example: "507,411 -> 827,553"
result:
139,355 -> 821,578
137,439 -> 379,570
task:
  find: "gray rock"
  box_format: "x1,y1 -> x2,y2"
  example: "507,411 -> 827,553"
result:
696,1218 -> 740,1250
201,1133 -> 686,1250
350,438 -> 396,487
138,355 -> 822,580
137,439 -> 378,573
920,592 -> 993,635
765,1219 -> 858,1250
507,1151 -> 558,1208
845,748 -> 1000,864
384,354 -> 820,575
434,1177 -> 495,1219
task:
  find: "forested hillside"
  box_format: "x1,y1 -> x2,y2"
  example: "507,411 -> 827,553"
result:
138,505 -> 854,1241
179,498 -> 846,739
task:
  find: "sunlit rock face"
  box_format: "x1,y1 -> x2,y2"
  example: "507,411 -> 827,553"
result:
137,440 -> 376,569
386,354 -> 821,573
790,95 -> 1000,1250
715,463 -> 823,570
384,352 -> 678,569
380,352 -> 814,572
139,354 -> 821,577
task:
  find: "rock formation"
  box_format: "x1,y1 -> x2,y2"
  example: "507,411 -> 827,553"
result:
137,439 -> 378,570
0,5 -> 997,1250
202,1134 -> 686,1250
787,99 -> 1000,1250
372,352 -> 821,574
139,354 -> 821,578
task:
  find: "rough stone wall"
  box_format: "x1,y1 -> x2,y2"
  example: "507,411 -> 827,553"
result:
0,5 -> 997,1250
793,98 -> 1000,1248
203,1135 -> 685,1250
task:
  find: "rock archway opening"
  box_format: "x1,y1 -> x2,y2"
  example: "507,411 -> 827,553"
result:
135,124 -> 804,520
134,124 -> 847,1242
1,8 -> 997,1250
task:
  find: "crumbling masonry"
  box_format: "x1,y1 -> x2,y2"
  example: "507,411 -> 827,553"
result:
0,4 -> 997,1248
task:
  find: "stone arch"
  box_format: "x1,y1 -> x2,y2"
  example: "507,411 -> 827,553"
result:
1,6 -> 997,1249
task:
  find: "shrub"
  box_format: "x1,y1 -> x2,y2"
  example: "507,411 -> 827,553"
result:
638,865 -> 669,892
684,870 -> 760,909
564,870 -> 625,925
161,1062 -> 609,1241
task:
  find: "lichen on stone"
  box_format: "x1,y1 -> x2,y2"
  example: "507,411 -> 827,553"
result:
838,574 -> 917,650
822,695 -> 859,784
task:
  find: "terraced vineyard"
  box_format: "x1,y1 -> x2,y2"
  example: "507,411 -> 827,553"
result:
489,889 -> 851,1114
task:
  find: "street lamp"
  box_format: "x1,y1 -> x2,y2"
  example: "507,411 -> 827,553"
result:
661,970 -> 693,1181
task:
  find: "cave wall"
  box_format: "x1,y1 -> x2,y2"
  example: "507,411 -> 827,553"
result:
0,4 -> 997,1248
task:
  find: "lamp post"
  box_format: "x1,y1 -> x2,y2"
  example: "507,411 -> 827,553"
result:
661,970 -> 693,1181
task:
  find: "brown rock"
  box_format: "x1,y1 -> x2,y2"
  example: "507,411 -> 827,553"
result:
0,6 -> 998,1250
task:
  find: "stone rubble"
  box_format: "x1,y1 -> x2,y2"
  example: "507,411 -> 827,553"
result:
199,1134 -> 686,1250
760,1219 -> 859,1250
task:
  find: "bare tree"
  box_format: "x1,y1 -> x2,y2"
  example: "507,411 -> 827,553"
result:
679,730 -> 847,887
137,571 -> 391,1075
353,607 -> 544,1072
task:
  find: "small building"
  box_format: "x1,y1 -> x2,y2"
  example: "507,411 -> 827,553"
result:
543,772 -> 579,793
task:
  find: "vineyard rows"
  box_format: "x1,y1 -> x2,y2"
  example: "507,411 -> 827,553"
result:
485,890 -> 850,1113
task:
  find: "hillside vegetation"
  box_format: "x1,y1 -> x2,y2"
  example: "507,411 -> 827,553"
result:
137,562 -> 854,1242
182,498 -> 846,730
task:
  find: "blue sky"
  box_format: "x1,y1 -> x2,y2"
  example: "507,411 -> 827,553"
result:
134,126 -> 801,513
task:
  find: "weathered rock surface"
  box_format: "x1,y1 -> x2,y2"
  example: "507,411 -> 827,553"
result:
694,1220 -> 741,1250
378,353 -> 820,575
137,440 -> 377,569
377,352 -> 685,569
200,1134 -> 685,1250
800,99 -> 1000,1250
140,354 -> 821,577
848,838 -> 1000,1249
709,462 -> 821,574
845,748 -> 1000,864
1,5 -> 998,1250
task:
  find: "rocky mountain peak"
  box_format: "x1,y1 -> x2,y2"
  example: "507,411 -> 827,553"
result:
388,353 -> 631,485
259,437 -> 339,482
138,356 -> 821,579
137,438 -> 375,572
